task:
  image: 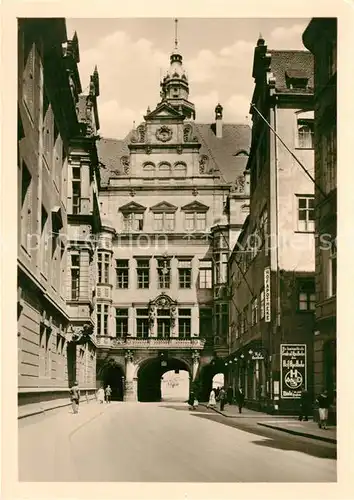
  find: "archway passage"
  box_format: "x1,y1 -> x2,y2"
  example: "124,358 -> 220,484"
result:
161,370 -> 190,402
100,362 -> 124,401
199,360 -> 226,402
137,357 -> 191,402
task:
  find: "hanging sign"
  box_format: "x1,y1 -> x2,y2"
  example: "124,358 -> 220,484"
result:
280,344 -> 307,399
264,267 -> 271,322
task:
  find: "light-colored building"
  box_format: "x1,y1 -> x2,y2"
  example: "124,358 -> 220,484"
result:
95,42 -> 251,402
303,19 -> 337,420
18,19 -> 101,413
226,37 -> 316,414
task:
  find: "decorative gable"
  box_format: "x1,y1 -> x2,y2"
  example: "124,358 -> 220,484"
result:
119,201 -> 146,213
144,102 -> 184,121
181,201 -> 209,213
150,201 -> 178,213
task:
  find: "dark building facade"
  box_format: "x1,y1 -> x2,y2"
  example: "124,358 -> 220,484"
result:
303,19 -> 337,418
226,37 -> 316,414
17,18 -> 101,414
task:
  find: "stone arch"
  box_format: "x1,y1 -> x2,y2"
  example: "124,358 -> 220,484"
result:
97,358 -> 125,401
136,354 -> 192,402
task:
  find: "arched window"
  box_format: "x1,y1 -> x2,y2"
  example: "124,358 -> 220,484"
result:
158,162 -> 172,177
142,162 -> 156,177
173,161 -> 187,176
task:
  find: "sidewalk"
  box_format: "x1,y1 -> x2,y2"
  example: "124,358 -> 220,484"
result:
200,403 -> 337,445
19,400 -> 118,481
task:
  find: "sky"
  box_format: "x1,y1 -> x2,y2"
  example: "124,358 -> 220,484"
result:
65,18 -> 310,139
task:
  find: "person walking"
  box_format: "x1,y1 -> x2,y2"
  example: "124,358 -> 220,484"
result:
227,386 -> 234,405
105,385 -> 112,403
188,390 -> 196,410
207,388 -> 217,408
97,387 -> 105,404
70,381 -> 80,414
299,386 -> 311,421
219,387 -> 226,411
236,387 -> 245,414
316,389 -> 331,429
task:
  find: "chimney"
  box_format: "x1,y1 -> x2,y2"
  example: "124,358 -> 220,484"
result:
215,103 -> 223,138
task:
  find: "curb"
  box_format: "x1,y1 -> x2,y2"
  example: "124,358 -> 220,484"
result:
257,422 -> 337,444
18,402 -> 72,420
200,404 -> 296,419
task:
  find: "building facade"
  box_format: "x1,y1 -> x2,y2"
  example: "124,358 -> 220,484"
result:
95,44 -> 251,402
226,37 -> 316,413
302,19 -> 337,417
18,19 -> 101,412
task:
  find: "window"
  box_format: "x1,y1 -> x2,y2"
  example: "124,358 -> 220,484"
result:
136,309 -> 149,338
324,240 -> 337,299
40,206 -> 49,276
298,280 -> 316,311
153,212 -> 175,231
297,196 -> 315,232
259,207 -> 268,245
215,303 -> 228,340
51,232 -> 59,291
71,254 -> 80,300
142,162 -> 156,177
137,259 -> 150,289
43,101 -> 54,170
322,126 -> 336,194
178,309 -> 191,338
123,212 -> 144,231
39,325 -> 52,378
178,259 -> 192,289
97,304 -> 109,336
184,212 -> 206,231
297,119 -> 314,149
53,129 -> 62,190
215,253 -> 228,284
251,297 -> 258,325
174,162 -> 187,176
260,289 -> 265,319
23,40 -> 35,119
157,259 -> 171,289
60,242 -> 66,298
116,308 -> 128,337
98,252 -> 110,284
199,308 -> 213,338
20,162 -> 32,252
116,259 -> 129,289
72,165 -> 81,214
157,309 -> 170,338
158,162 -> 171,177
199,260 -> 212,289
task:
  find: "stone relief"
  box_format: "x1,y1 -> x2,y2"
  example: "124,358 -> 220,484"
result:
231,175 -> 245,193
137,125 -> 146,143
120,156 -> 130,175
199,155 -> 209,174
176,145 -> 183,155
183,125 -> 192,142
124,350 -> 134,363
156,126 -> 172,142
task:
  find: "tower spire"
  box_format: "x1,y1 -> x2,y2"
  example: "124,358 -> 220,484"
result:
174,18 -> 178,50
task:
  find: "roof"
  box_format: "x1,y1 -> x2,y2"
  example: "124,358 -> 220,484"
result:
269,50 -> 314,92
97,122 -> 251,186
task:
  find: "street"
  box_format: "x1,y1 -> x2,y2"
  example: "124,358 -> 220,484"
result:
19,401 -> 336,482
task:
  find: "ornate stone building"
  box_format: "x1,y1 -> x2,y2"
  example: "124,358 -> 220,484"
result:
17,19 -> 101,414
95,42 -> 251,401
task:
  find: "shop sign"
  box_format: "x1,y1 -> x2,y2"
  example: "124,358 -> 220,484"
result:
280,344 -> 307,399
264,267 -> 271,322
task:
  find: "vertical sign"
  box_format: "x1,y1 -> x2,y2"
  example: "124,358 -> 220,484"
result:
280,344 -> 307,399
264,267 -> 271,322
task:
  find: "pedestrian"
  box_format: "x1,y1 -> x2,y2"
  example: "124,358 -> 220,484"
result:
97,387 -> 105,404
236,387 -> 245,414
105,385 -> 112,403
188,390 -> 196,410
70,380 -> 80,414
207,388 -> 216,408
299,385 -> 311,421
214,386 -> 220,400
316,389 -> 330,429
219,387 -> 226,411
227,386 -> 234,405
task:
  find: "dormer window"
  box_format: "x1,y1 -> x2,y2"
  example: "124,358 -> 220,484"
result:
119,202 -> 146,232
181,201 -> 209,232
285,69 -> 309,90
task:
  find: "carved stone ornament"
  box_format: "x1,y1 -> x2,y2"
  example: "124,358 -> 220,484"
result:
120,156 -> 130,175
177,145 -> 183,155
156,126 -> 172,142
146,145 -> 152,155
199,155 -> 209,174
192,187 -> 198,197
129,188 -> 136,197
192,350 -> 200,362
137,125 -> 146,143
234,175 -> 245,193
183,125 -> 192,142
125,350 -> 134,363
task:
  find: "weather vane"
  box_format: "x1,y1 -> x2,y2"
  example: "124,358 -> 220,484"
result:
174,18 -> 178,50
